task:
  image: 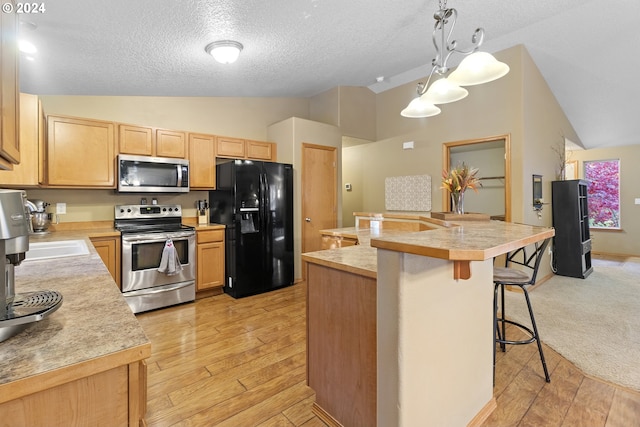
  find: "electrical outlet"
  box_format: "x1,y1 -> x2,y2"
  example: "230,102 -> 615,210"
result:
56,203 -> 66,214
548,247 -> 552,255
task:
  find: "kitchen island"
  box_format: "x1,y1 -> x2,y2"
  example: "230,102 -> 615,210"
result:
302,220 -> 554,427
0,231 -> 151,427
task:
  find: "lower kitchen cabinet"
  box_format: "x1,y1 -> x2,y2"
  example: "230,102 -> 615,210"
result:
196,229 -> 225,294
0,360 -> 147,427
90,236 -> 121,289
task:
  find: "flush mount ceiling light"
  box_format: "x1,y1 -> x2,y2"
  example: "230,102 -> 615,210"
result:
401,0 -> 510,118
205,40 -> 243,64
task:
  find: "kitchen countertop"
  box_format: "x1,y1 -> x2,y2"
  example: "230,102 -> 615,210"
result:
319,226 -> 409,247
370,220 -> 554,260
0,230 -> 150,403
305,220 -> 554,277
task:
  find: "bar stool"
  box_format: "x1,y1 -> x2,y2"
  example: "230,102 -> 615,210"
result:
493,238 -> 551,382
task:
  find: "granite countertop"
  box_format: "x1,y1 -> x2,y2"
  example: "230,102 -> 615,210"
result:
302,246 -> 378,279
306,220 -> 554,277
320,227 -> 410,247
371,220 -> 554,261
0,231 -> 150,400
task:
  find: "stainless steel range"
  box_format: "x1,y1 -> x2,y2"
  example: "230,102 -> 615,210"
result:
115,204 -> 195,314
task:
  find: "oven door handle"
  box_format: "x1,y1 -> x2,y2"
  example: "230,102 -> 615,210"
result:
124,282 -> 194,297
122,232 -> 195,244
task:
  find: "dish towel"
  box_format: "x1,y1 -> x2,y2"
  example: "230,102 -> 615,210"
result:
158,239 -> 183,276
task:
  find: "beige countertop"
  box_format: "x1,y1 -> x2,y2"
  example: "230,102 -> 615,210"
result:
319,226 -> 409,247
305,220 -> 554,277
0,230 -> 150,403
371,220 -> 554,260
302,246 -> 378,279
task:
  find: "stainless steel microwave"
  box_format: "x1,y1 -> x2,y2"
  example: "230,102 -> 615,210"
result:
118,154 -> 189,193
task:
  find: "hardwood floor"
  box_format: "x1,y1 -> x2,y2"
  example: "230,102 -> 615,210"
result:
138,281 -> 640,427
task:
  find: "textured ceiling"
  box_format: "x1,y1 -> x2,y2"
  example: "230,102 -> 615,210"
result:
17,0 -> 640,149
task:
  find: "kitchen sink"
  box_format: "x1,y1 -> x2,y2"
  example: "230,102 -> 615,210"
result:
24,239 -> 90,261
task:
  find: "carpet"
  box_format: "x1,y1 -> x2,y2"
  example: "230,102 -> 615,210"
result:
502,257 -> 640,391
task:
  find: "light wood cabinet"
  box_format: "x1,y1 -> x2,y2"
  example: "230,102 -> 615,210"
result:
0,2 -> 20,169
246,139 -> 275,160
0,93 -> 44,186
216,136 -> 245,158
196,229 -> 225,292
119,126 -> 186,159
118,124 -> 153,156
156,129 -> 186,158
47,115 -> 116,187
91,236 -> 121,289
188,133 -> 216,189
216,136 -> 276,161
0,361 -> 147,427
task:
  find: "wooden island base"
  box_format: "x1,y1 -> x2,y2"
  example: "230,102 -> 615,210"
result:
303,219 -> 554,427
306,262 -> 377,427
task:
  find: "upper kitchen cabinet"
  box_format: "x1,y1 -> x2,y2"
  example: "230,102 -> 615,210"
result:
0,2 -> 20,170
216,137 -> 277,161
156,129 -> 186,158
246,139 -> 276,161
0,93 -> 44,186
119,125 -> 186,159
47,115 -> 116,187
188,133 -> 216,189
216,136 -> 245,158
118,124 -> 153,156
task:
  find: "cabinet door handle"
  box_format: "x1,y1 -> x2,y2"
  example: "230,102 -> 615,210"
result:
305,217 -> 311,222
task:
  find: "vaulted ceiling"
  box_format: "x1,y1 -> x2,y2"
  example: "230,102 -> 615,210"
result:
17,0 -> 639,149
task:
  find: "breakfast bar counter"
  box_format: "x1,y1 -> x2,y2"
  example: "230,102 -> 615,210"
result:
302,220 -> 554,427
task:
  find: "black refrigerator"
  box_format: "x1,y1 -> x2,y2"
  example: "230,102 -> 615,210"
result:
209,160 -> 294,298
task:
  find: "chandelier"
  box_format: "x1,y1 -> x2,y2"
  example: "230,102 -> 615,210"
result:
401,0 -> 510,118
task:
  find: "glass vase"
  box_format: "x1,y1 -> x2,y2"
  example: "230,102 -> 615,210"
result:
451,192 -> 465,215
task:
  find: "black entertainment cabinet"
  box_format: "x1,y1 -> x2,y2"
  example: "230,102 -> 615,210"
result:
551,179 -> 593,278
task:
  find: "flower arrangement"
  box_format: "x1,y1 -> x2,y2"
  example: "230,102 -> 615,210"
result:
441,162 -> 482,214
441,162 -> 482,194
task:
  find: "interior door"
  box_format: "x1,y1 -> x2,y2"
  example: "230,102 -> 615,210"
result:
302,143 -> 337,254
442,135 -> 511,222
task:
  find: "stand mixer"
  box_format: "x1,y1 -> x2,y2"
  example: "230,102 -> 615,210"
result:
24,198 -> 51,233
0,190 -> 63,342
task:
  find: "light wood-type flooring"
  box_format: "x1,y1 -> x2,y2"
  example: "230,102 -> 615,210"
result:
137,281 -> 640,426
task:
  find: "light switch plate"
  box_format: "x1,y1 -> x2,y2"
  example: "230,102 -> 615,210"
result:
635,198 -> 640,205
56,203 -> 66,214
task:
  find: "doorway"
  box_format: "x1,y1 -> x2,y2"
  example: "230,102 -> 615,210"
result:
442,134 -> 511,222
301,143 -> 337,254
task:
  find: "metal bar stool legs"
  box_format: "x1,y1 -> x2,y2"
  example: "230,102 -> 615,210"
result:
494,282 -> 550,383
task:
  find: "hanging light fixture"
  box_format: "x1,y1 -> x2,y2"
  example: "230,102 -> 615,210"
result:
401,0 -> 510,118
205,40 -> 243,64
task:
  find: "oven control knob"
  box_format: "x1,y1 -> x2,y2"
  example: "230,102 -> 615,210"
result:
127,208 -> 132,212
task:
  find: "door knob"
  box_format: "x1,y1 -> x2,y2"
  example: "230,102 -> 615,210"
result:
305,217 -> 311,222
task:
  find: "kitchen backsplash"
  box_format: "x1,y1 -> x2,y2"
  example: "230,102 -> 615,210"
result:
22,189 -> 210,223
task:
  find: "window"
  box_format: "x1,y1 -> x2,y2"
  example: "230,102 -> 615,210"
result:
584,159 -> 620,229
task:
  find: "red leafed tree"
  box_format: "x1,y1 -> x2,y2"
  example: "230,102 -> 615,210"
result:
584,160 -> 620,228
